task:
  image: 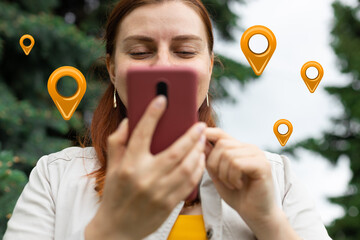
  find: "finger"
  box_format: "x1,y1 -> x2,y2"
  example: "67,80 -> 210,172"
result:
224,148 -> 258,159
206,139 -> 239,176
206,165 -> 229,191
205,139 -> 240,157
204,140 -> 214,158
107,118 -> 129,171
160,136 -> 206,200
223,148 -> 263,189
156,122 -> 206,171
184,152 -> 206,198
127,95 -> 167,154
205,127 -> 236,144
160,152 -> 205,209
228,158 -> 243,190
233,156 -> 271,180
170,152 -> 206,204
165,131 -> 206,179
218,151 -> 235,190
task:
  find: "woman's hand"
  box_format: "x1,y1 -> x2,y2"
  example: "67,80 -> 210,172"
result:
204,127 -> 276,221
204,127 -> 301,240
86,95 -> 207,240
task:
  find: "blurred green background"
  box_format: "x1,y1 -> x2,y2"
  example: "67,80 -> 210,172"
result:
0,0 -> 359,239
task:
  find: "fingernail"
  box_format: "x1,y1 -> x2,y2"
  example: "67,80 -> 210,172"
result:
155,95 -> 166,108
197,123 -> 206,133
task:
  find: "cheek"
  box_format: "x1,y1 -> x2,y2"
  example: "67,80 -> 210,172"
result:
194,64 -> 211,108
114,66 -> 128,106
114,62 -> 146,107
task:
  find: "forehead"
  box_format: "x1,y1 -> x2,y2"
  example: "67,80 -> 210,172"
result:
118,1 -> 207,41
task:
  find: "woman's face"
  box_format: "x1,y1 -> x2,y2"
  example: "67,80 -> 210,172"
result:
107,1 -> 214,109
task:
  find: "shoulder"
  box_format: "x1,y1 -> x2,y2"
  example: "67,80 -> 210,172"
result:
42,146 -> 98,166
262,151 -> 295,202
31,147 -> 100,201
34,146 -> 100,182
46,146 -> 97,163
50,146 -> 99,171
262,150 -> 295,179
263,150 -> 289,166
262,150 -> 294,179
261,153 -> 331,239
262,150 -> 294,177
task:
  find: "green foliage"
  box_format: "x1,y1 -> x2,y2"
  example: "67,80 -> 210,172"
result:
0,0 -> 255,237
282,1 -> 360,239
212,54 -> 258,102
0,0 -> 103,237
0,149 -> 27,236
204,0 -> 244,41
17,0 -> 59,13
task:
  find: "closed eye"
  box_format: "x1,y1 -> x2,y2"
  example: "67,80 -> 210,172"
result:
129,51 -> 196,59
175,51 -> 195,55
130,52 -> 195,55
130,52 -> 152,56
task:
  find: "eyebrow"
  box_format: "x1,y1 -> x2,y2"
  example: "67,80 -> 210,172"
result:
123,34 -> 203,43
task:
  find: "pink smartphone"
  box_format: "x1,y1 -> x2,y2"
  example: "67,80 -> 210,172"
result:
126,66 -> 198,155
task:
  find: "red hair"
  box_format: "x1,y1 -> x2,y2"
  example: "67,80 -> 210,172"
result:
86,0 -> 221,200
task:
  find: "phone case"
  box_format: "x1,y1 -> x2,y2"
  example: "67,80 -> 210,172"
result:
127,66 -> 198,155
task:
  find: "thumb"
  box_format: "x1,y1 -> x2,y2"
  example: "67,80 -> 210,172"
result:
107,118 -> 129,171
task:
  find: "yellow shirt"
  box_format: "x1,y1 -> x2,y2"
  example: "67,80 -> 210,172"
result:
167,215 -> 207,240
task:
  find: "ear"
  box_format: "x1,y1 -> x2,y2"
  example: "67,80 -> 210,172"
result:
106,54 -> 116,85
209,52 -> 214,74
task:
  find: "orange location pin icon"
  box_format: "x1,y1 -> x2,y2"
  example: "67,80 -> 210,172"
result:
273,119 -> 293,147
19,34 -> 35,55
301,61 -> 324,93
48,66 -> 86,120
241,25 -> 276,76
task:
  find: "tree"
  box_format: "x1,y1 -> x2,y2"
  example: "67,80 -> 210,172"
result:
283,1 -> 360,239
0,0 -> 256,237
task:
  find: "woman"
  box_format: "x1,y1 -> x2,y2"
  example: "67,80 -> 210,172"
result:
4,0 -> 332,239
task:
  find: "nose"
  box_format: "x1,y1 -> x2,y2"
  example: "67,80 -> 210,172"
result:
152,48 -> 173,67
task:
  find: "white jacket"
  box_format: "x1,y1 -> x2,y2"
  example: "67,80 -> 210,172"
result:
3,146 -> 332,240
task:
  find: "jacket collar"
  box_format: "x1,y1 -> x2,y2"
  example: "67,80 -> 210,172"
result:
200,168 -> 223,239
